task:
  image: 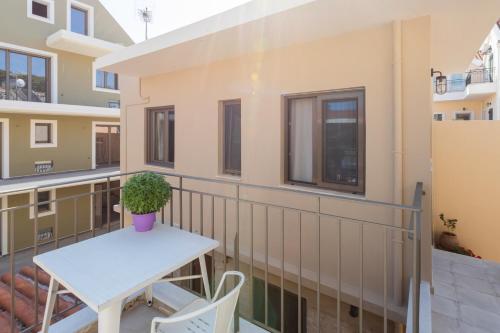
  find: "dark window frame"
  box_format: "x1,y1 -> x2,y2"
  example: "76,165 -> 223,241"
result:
37,190 -> 51,213
221,99 -> 241,176
71,5 -> 89,35
146,106 -> 175,168
0,48 -> 51,103
32,1 -> 49,18
34,122 -> 52,144
284,88 -> 365,194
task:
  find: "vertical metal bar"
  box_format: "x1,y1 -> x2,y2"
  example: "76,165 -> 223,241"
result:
250,203 -> 254,321
413,211 -> 421,333
264,206 -> 269,326
189,192 -> 193,232
337,219 -> 341,333
73,197 -> 78,243
33,188 -> 39,325
91,192 -> 96,237
106,177 -> 111,233
234,185 -> 240,333
298,212 -> 302,333
359,224 -> 364,332
161,206 -> 165,225
9,211 -> 15,333
169,191 -> 174,227
317,213 -> 321,332
281,208 -> 285,333
54,200 -> 59,249
211,196 -> 215,295
383,228 -> 388,333
223,199 -> 227,275
120,188 -> 125,229
179,177 -> 183,230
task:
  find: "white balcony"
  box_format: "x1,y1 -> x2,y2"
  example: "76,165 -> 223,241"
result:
433,68 -> 497,102
46,30 -> 124,58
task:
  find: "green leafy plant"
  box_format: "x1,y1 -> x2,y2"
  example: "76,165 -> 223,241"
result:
122,173 -> 171,214
439,213 -> 458,233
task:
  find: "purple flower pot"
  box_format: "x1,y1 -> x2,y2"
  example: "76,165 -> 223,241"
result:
132,212 -> 156,232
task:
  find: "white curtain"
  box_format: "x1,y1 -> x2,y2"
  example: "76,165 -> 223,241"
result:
289,98 -> 314,183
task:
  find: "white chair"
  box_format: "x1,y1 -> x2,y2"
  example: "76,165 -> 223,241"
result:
150,271 -> 245,333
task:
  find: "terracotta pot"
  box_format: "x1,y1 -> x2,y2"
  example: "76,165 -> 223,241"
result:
439,231 -> 458,251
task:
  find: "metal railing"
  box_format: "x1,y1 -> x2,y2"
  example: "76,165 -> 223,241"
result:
434,68 -> 495,94
0,170 -> 424,333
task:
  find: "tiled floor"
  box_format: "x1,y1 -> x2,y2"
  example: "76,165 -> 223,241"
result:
432,249 -> 500,333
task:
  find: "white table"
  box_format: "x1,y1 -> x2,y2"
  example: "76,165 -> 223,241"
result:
33,224 -> 219,333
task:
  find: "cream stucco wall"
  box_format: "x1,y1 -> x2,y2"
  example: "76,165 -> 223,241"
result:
433,100 -> 485,121
433,121 -> 500,262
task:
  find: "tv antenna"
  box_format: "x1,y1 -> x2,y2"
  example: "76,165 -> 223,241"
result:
137,6 -> 153,40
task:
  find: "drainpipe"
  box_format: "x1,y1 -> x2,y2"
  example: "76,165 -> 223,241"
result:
496,41 -> 500,120
392,20 -> 404,306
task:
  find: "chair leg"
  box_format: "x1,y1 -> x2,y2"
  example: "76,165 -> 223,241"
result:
145,285 -> 153,306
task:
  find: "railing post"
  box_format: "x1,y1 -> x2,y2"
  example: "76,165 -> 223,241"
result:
106,177 -> 111,233
412,210 -> 421,333
33,188 -> 39,326
234,184 -> 240,333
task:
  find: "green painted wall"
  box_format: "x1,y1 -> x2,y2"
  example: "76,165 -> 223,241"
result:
8,185 -> 92,251
1,113 -> 118,176
0,0 -> 133,107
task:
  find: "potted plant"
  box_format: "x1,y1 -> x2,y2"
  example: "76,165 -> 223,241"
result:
122,172 -> 171,232
438,213 -> 458,251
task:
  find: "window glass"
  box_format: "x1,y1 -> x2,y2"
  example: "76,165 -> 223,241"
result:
96,70 -> 105,88
288,98 -> 314,183
0,50 -> 5,100
222,101 -> 241,175
32,1 -> 48,18
71,6 -> 87,35
35,123 -> 51,143
167,111 -> 175,163
105,73 -> 117,90
9,52 -> 28,101
31,56 -> 47,102
147,108 -> 175,166
323,99 -> 358,186
37,191 -> 51,212
153,111 -> 165,161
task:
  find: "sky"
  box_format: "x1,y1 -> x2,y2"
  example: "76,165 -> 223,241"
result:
100,0 -> 252,43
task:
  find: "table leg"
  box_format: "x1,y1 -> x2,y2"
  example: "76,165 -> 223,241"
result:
98,301 -> 122,333
199,255 -> 211,301
41,277 -> 59,333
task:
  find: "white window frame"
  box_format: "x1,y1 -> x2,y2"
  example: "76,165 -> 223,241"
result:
91,121 -> 120,169
27,0 -> 55,24
67,0 -> 94,37
29,188 -> 56,218
0,119 -> 10,179
453,110 -> 474,120
92,63 -> 120,94
432,112 -> 446,121
0,42 -> 58,103
31,119 -> 57,148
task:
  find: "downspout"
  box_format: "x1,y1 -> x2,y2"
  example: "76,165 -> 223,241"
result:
392,20 -> 404,306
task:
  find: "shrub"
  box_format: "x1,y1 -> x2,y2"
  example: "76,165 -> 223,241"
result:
122,173 -> 171,214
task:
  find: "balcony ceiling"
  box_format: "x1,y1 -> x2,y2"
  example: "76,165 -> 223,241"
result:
47,30 -> 124,58
95,0 -> 500,77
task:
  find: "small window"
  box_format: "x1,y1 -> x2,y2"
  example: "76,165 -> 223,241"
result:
221,100 -> 241,176
454,111 -> 473,121
433,113 -> 445,121
96,70 -> 118,90
31,120 -> 57,148
71,5 -> 88,35
27,0 -> 54,24
285,88 -> 365,194
146,107 -> 175,167
29,189 -> 55,218
107,100 -> 120,108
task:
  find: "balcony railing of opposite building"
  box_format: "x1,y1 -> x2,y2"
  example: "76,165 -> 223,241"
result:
434,67 -> 495,94
0,171 -> 424,333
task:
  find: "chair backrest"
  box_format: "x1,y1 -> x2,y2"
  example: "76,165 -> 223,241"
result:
151,271 -> 245,333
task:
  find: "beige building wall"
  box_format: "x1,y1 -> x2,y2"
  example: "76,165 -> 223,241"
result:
1,113 -> 117,176
433,100 -> 485,120
432,121 -> 500,262
0,0 -> 132,107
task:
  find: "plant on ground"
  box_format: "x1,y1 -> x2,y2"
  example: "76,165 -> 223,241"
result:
439,213 -> 458,233
122,173 -> 171,214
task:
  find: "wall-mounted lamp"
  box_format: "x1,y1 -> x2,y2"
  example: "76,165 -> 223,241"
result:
431,68 -> 447,95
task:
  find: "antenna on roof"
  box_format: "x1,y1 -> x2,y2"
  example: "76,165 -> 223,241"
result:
136,0 -> 154,40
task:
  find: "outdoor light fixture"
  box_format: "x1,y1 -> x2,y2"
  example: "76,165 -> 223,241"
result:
431,68 -> 447,95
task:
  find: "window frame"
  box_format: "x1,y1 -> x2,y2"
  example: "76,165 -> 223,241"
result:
220,99 -> 242,177
284,88 -> 366,194
29,189 -> 56,219
146,106 -> 175,168
93,69 -> 119,93
0,48 -> 51,103
27,0 -> 55,24
31,119 -> 57,148
67,0 -> 94,37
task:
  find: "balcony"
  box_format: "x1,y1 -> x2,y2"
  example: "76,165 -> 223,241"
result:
433,68 -> 497,102
0,171 -> 424,333
46,30 -> 124,58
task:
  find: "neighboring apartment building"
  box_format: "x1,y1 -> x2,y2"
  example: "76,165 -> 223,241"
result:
432,20 -> 500,121
94,0 -> 500,331
0,0 -> 133,253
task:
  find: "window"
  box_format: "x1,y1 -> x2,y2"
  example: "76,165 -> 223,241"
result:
107,100 -> 120,108
31,120 -> 57,148
96,70 -> 118,91
285,88 -> 365,194
29,189 -> 55,218
433,113 -> 445,121
0,49 -> 50,102
453,110 -> 473,121
221,100 -> 241,175
71,5 -> 88,35
147,107 -> 175,167
27,0 -> 54,24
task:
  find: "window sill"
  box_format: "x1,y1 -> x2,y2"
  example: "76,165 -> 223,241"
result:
279,183 -> 366,200
30,210 -> 55,219
27,13 -> 54,24
216,174 -> 241,182
31,143 -> 57,148
93,87 -> 120,94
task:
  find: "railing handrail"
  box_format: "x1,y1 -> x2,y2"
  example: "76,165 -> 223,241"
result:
0,170 -> 423,213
